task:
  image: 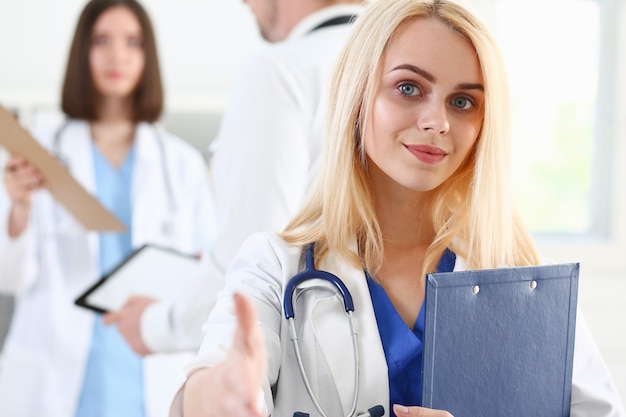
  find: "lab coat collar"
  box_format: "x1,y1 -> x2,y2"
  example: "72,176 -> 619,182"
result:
132,121 -> 160,171
131,123 -> 173,246
53,119 -> 99,280
57,120 -> 96,195
287,4 -> 363,40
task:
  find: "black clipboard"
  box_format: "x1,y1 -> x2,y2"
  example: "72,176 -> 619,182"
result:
75,244 -> 201,313
422,263 -> 579,417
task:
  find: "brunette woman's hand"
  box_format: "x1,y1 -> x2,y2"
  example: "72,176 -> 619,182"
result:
393,404 -> 454,417
3,154 -> 44,237
182,293 -> 267,417
103,296 -> 157,356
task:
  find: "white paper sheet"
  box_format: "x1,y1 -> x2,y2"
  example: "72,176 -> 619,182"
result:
76,245 -> 201,312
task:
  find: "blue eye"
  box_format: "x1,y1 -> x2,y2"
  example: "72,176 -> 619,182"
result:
451,97 -> 473,110
399,83 -> 419,96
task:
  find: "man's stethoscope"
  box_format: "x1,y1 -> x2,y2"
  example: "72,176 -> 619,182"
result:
283,243 -> 385,417
50,120 -> 177,236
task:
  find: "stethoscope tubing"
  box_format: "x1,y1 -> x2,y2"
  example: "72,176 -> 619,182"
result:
284,243 -> 361,417
283,244 -> 355,318
51,120 -> 177,235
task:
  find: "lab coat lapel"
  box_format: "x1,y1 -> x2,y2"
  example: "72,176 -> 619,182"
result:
131,123 -> 169,246
132,122 -> 158,209
312,249 -> 389,415
59,121 -> 96,195
57,120 -> 99,268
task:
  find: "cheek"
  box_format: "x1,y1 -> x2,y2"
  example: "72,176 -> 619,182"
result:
130,53 -> 145,81
88,52 -> 104,86
365,97 -> 404,150
457,119 -> 482,155
89,50 -> 101,74
372,95 -> 409,132
137,52 -> 146,71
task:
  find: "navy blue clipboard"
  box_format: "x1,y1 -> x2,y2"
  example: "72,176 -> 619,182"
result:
422,263 -> 579,417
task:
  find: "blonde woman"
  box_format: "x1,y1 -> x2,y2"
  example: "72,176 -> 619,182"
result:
175,0 -> 625,416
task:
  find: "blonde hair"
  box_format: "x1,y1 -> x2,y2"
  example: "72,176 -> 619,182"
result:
282,0 -> 541,275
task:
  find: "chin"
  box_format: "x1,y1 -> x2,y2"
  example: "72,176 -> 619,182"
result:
97,86 -> 136,99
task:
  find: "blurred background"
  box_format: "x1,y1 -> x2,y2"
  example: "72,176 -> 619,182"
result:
0,0 -> 624,402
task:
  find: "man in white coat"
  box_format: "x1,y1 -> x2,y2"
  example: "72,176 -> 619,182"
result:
110,0 -> 365,354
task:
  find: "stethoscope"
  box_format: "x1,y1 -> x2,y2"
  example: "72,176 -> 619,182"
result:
50,119 -> 177,236
283,243 -> 385,417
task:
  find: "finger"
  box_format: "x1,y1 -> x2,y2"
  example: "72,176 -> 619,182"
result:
3,164 -> 17,174
4,164 -> 42,181
4,155 -> 31,172
393,404 -> 454,417
231,292 -> 267,415
127,295 -> 157,306
233,292 -> 258,354
12,174 -> 43,189
5,154 -> 24,168
102,312 -> 118,325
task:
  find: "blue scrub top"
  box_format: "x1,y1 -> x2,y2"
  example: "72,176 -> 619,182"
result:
366,248 -> 456,417
75,143 -> 145,417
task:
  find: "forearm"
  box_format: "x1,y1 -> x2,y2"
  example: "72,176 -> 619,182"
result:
8,201 -> 31,238
0,210 -> 37,294
141,253 -> 226,353
182,368 -> 215,417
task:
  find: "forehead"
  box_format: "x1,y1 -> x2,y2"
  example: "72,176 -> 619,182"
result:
382,17 -> 482,84
93,6 -> 142,34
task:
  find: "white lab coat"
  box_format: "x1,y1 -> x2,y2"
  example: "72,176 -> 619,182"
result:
140,4 -> 363,353
171,232 -> 626,417
0,120 -> 212,417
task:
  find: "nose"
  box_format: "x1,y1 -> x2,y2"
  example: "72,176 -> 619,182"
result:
417,101 -> 450,135
103,38 -> 129,65
112,40 -> 127,63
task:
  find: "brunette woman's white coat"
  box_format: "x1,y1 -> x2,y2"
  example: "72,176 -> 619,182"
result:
0,120 -> 212,417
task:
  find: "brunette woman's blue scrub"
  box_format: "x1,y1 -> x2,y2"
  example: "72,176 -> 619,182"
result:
367,249 -> 456,417
75,143 -> 145,417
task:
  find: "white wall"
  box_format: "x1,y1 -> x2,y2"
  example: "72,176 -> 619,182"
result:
0,0 -> 266,134
2,0 -> 625,272
530,0 -> 626,279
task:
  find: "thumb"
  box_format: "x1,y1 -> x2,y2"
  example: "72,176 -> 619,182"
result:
102,311 -> 118,325
233,292 -> 259,355
231,292 -> 267,414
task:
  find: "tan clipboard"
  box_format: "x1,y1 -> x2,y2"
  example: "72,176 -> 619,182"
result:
0,106 -> 126,232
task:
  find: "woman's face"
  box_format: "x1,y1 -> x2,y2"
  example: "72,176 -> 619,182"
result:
363,17 -> 484,196
89,6 -> 145,100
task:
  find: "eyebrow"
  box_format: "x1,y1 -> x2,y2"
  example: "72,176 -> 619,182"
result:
391,64 -> 484,91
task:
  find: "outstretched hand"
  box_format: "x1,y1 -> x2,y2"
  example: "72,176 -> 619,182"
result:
183,293 -> 267,417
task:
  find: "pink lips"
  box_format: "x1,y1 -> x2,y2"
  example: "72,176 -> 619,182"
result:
405,144 -> 447,164
105,70 -> 124,79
